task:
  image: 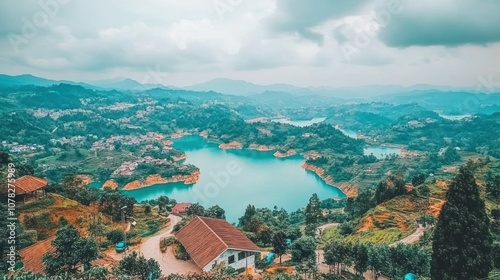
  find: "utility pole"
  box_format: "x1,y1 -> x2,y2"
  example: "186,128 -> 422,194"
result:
121,205 -> 128,256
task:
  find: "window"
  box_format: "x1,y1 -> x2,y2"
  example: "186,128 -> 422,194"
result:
238,251 -> 246,260
228,255 -> 235,264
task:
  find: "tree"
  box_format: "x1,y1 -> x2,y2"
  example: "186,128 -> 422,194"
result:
411,173 -> 425,187
17,164 -> 34,177
486,175 -> 500,198
367,245 -> 390,279
431,166 -> 493,279
323,240 -> 352,276
290,236 -> 316,263
239,204 -> 256,229
204,205 -> 226,219
118,251 -> 161,280
272,230 -> 287,264
186,203 -> 205,216
106,229 -> 124,244
98,191 -> 136,221
304,193 -> 322,237
43,224 -> 98,275
352,243 -> 369,276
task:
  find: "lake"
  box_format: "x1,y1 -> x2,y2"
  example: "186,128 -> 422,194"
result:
271,117 -> 327,127
337,128 -> 401,159
121,136 -> 345,222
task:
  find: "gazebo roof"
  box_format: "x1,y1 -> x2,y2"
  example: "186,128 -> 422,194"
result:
12,175 -> 48,194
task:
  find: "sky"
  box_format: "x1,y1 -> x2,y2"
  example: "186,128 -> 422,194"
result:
0,0 -> 499,88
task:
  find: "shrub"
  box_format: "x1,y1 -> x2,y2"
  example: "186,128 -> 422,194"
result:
106,229 -> 123,244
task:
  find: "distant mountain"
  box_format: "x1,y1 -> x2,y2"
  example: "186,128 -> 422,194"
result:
0,74 -> 103,90
184,78 -> 493,99
87,77 -> 176,91
0,74 -> 60,87
0,74 -> 176,91
376,90 -> 500,114
185,78 -> 305,96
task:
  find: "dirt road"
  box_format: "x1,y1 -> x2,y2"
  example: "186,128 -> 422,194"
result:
389,225 -> 426,247
139,214 -> 201,275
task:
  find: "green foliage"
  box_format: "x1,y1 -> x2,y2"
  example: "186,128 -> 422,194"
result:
324,240 -> 353,275
98,191 -> 136,221
186,203 -> 205,216
338,221 -> 355,236
486,175 -> 500,199
304,193 -> 322,237
272,230 -> 287,264
431,166 -> 493,279
375,172 -> 406,204
290,236 -> 316,263
204,205 -> 226,219
17,196 -> 55,211
43,224 -> 99,275
411,173 -> 425,187
118,251 -> 161,280
24,213 -> 57,238
344,190 -> 375,218
106,229 -> 123,244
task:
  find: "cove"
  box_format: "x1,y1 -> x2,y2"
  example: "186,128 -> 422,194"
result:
121,135 -> 345,222
338,128 -> 401,159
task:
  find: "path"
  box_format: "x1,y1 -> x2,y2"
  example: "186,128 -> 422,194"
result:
315,222 -> 339,238
389,225 -> 426,247
139,214 -> 200,275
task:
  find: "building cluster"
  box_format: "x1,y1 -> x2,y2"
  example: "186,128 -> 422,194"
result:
90,133 -> 171,151
30,108 -> 93,120
49,135 -> 98,146
112,156 -> 169,176
1,141 -> 45,153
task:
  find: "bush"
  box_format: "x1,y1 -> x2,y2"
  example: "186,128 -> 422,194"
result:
174,243 -> 190,260
339,221 -> 355,236
160,237 -> 177,253
106,229 -> 123,244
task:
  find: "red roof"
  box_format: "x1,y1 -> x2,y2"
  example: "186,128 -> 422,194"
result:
175,216 -> 260,269
19,238 -> 55,274
12,176 -> 48,194
171,202 -> 191,214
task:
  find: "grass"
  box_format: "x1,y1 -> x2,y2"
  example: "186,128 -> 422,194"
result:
17,195 -> 55,211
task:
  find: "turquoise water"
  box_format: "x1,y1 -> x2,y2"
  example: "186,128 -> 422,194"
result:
337,128 -> 400,159
120,135 -> 345,222
363,146 -> 400,159
270,117 -> 326,127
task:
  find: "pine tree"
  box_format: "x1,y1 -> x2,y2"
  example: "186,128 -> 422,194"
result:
304,193 -> 322,237
431,166 -> 493,279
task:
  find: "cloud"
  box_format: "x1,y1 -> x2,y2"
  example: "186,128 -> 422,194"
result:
266,0 -> 369,44
378,0 -> 500,47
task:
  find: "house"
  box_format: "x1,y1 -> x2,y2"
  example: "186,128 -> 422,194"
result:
175,216 -> 261,272
7,175 -> 48,203
171,202 -> 191,215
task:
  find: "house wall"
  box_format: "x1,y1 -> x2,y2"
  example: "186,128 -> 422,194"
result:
202,249 -> 256,272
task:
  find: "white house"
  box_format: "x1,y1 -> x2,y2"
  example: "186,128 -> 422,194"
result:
175,216 -> 261,273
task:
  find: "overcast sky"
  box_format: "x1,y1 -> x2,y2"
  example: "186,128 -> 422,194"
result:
1,0 -> 499,87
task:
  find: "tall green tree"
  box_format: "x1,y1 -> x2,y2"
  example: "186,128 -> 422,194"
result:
43,224 -> 98,275
304,193 -> 322,237
272,230 -> 287,264
431,166 -> 493,279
